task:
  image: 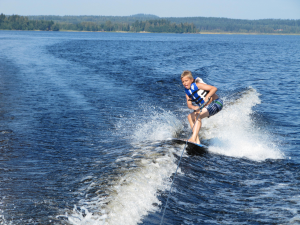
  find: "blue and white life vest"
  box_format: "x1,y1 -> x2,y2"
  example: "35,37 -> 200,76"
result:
185,79 -> 208,106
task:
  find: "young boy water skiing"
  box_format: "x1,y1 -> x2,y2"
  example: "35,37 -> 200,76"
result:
181,70 -> 223,144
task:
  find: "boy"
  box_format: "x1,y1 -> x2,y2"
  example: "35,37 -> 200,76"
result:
181,70 -> 223,144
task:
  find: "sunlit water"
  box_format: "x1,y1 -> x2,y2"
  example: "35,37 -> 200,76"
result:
0,31 -> 299,224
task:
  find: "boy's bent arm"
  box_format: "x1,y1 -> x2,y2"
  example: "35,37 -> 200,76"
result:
197,83 -> 218,102
186,94 -> 199,111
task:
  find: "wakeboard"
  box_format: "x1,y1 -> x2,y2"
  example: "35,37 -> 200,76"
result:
172,138 -> 208,155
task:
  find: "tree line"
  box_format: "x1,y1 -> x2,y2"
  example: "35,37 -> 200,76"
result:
27,14 -> 159,24
0,14 -> 59,31
1,13 -> 300,34
0,14 -> 197,33
57,20 -> 130,32
166,17 -> 300,34
57,19 -> 197,33
27,14 -> 300,34
131,19 -> 197,33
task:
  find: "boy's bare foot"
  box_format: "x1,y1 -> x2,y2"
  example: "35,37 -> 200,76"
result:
188,138 -> 201,145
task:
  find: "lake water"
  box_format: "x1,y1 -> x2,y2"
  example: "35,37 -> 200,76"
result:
0,31 -> 299,224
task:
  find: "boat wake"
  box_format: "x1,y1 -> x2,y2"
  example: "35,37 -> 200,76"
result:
64,88 -> 285,225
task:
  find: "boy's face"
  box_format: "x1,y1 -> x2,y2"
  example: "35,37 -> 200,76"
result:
181,76 -> 193,89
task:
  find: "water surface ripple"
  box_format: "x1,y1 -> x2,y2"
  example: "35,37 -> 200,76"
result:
0,31 -> 299,224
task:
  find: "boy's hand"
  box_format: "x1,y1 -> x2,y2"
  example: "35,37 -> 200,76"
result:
204,96 -> 212,107
193,106 -> 199,112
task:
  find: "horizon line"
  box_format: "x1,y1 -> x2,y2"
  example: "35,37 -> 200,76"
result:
2,13 -> 299,21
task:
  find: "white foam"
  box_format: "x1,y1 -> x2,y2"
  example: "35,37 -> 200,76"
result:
103,153 -> 178,224
0,207 -> 13,225
66,149 -> 179,225
66,107 -> 184,225
116,105 -> 184,143
66,88 -> 285,224
201,88 -> 285,161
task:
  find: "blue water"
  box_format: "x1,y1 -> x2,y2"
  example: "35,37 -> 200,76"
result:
0,31 -> 299,224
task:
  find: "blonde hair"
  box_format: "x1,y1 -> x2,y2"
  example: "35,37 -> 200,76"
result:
181,70 -> 193,80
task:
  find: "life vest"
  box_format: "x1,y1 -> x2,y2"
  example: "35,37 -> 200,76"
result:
185,78 -> 208,106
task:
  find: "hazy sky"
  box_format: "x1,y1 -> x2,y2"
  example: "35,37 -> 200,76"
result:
1,0 -> 299,19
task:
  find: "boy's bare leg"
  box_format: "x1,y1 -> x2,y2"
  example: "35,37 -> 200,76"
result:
189,117 -> 202,144
188,109 -> 209,144
188,112 -> 201,144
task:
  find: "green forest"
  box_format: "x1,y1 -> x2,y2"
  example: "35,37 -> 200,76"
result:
0,14 -> 197,33
0,14 -> 59,31
1,13 -> 300,34
166,17 -> 300,34
57,19 -> 197,33
27,14 -> 159,24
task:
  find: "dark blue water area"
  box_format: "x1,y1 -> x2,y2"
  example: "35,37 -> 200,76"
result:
0,31 -> 299,224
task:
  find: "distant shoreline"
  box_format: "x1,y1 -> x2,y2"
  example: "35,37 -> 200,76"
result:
1,29 -> 300,35
197,31 -> 300,35
2,14 -> 300,34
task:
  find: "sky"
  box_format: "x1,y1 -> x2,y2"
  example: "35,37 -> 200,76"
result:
0,0 -> 299,20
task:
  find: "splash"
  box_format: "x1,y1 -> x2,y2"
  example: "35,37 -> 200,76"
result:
65,88 -> 285,225
103,152 -> 178,224
65,147 -> 179,225
0,209 -> 13,225
201,88 -> 285,161
116,105 -> 184,143
66,106 -> 184,224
